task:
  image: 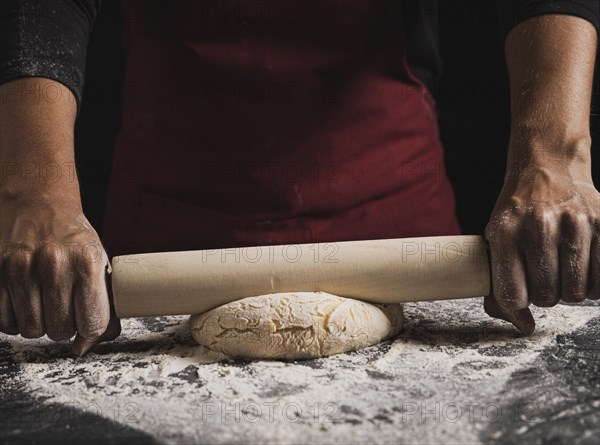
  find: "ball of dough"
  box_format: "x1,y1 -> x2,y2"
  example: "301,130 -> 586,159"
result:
189,292 -> 404,360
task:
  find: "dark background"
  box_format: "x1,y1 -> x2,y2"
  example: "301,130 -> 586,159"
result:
75,0 -> 599,238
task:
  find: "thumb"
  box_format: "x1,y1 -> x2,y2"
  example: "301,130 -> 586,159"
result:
73,258 -> 121,356
484,294 -> 535,335
72,312 -> 121,356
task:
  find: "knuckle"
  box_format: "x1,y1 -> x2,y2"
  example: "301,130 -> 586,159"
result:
74,241 -> 104,263
4,251 -> 35,278
483,223 -> 497,241
561,212 -> 587,237
39,243 -> 67,267
1,242 -> 25,259
72,253 -> 103,280
0,321 -> 19,335
47,325 -> 75,341
529,209 -> 556,234
562,211 -> 587,227
532,293 -> 558,307
484,219 -> 518,243
73,259 -> 96,280
564,292 -> 586,303
20,326 -> 45,339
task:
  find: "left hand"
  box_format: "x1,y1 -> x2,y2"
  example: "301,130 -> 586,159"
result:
483,159 -> 600,334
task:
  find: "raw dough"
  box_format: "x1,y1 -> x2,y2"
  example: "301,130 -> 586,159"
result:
189,292 -> 404,360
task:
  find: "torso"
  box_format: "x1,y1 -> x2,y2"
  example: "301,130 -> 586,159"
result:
102,0 -> 460,255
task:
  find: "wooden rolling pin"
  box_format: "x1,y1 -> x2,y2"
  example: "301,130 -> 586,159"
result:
111,235 -> 491,317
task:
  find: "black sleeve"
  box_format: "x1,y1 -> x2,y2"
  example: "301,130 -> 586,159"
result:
498,0 -> 600,43
0,0 -> 101,109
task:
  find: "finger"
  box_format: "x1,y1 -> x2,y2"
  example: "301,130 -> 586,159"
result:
589,235 -> 600,300
73,312 -> 121,357
0,284 -> 19,335
73,251 -> 111,341
559,214 -> 590,303
39,244 -> 76,341
525,214 -> 560,307
6,250 -> 45,338
488,241 -> 529,311
486,235 -> 534,333
73,258 -> 120,356
73,282 -> 121,357
484,294 -> 535,335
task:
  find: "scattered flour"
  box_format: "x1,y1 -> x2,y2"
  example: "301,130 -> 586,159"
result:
2,299 -> 598,444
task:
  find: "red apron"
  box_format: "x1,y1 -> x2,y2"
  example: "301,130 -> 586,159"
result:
102,0 -> 460,256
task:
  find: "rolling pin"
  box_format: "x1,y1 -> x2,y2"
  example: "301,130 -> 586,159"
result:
111,235 -> 491,317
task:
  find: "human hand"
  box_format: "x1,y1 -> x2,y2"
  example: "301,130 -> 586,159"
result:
0,191 -> 121,355
484,160 -> 599,334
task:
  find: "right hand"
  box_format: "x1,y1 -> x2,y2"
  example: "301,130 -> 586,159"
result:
0,190 -> 120,355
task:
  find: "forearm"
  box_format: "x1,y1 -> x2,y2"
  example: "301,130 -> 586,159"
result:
485,13 -> 600,334
505,14 -> 597,172
0,78 -> 81,202
0,77 -> 117,351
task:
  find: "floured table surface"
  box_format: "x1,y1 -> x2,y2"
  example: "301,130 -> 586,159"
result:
1,298 -> 599,445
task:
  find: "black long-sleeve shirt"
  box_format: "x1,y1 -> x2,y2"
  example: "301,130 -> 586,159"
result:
1,0 -> 598,109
